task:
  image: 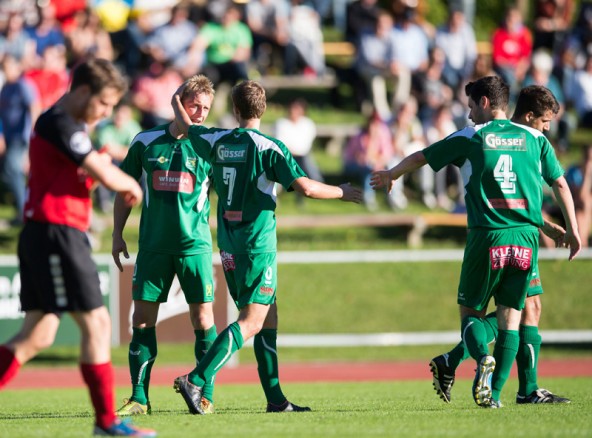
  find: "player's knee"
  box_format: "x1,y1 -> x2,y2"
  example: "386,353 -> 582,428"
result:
33,331 -> 56,351
132,301 -> 159,326
239,319 -> 265,339
522,297 -> 542,325
189,303 -> 214,330
81,308 -> 112,342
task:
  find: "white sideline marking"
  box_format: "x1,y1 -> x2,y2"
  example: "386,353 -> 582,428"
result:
240,330 -> 592,347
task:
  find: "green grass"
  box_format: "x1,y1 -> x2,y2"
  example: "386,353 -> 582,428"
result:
1,378 -> 591,437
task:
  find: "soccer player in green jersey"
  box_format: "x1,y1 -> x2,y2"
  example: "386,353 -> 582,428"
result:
371,76 -> 581,408
170,79 -> 362,414
111,75 -> 217,415
429,85 -> 572,405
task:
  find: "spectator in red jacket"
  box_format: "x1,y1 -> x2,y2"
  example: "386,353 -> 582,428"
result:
492,6 -> 533,97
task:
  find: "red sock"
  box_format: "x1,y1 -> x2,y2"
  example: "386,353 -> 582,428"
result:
0,345 -> 21,389
80,362 -> 116,429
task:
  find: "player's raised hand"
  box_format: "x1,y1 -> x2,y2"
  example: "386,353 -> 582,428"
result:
339,183 -> 363,203
171,83 -> 187,106
370,170 -> 394,192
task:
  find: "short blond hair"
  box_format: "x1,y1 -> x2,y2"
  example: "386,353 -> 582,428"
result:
181,74 -> 215,102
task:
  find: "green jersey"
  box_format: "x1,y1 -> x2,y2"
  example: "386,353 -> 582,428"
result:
120,124 -> 212,255
188,125 -> 306,254
423,120 -> 564,230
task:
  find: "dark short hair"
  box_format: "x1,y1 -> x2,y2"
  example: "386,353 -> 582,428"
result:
465,76 -> 509,112
513,85 -> 560,118
70,58 -> 127,95
231,80 -> 266,119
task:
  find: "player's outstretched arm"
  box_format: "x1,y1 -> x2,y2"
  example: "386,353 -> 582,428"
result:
82,151 -> 143,207
551,175 -> 581,260
291,177 -> 362,203
370,151 -> 427,193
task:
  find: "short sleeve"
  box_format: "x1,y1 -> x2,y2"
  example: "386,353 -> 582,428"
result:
35,108 -> 93,165
264,141 -> 306,190
424,134 -> 472,172
119,139 -> 144,180
540,137 -> 564,186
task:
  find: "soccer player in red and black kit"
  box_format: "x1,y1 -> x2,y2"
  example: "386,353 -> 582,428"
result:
0,59 -> 156,437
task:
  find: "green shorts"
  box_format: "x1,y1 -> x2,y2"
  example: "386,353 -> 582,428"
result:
220,250 -> 277,310
132,250 -> 214,303
458,228 -> 539,311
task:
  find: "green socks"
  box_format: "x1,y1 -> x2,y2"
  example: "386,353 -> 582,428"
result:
189,322 -> 244,387
194,325 -> 217,402
129,326 -> 157,405
491,329 -> 519,401
483,311 -> 499,342
254,329 -> 286,405
516,325 -> 541,396
461,316 -> 490,360
445,343 -> 470,370
448,312 -> 499,370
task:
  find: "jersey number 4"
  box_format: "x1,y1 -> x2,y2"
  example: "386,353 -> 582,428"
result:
493,154 -> 516,194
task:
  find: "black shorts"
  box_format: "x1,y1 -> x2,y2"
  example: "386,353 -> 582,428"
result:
18,221 -> 104,313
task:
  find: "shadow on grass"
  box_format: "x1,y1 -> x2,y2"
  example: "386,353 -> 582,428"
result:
30,352 -> 79,365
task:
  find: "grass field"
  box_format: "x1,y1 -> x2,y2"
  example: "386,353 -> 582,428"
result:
1,378 -> 591,438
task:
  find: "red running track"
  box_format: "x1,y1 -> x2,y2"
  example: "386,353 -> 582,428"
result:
7,358 -> 592,390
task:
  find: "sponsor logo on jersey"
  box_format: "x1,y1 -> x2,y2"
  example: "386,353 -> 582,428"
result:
259,286 -> 274,295
483,133 -> 527,151
220,250 -> 236,272
205,284 -> 213,298
216,144 -> 247,162
153,170 -> 195,193
186,157 -> 197,170
489,245 -> 532,270
488,198 -> 528,209
148,156 -> 169,164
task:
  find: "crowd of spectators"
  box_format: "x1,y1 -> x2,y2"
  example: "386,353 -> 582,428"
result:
341,0 -> 592,241
0,0 -> 591,244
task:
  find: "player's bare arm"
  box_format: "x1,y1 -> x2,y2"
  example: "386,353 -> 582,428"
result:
171,86 -> 192,137
370,151 -> 428,192
111,193 -> 133,272
82,150 -> 143,207
551,175 -> 581,260
291,177 -> 362,203
540,220 -> 566,248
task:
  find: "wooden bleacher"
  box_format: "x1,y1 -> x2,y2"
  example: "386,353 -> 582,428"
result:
258,73 -> 338,91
